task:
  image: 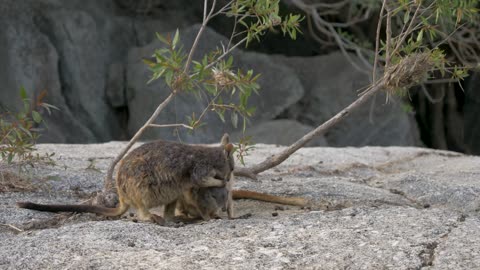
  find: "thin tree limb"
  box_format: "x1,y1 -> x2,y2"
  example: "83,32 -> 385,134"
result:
185,0 -> 217,73
204,36 -> 248,70
385,3 -> 392,68
372,0 -> 386,82
149,124 -> 193,130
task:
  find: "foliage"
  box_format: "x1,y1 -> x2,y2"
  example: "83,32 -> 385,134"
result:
382,2 -> 476,64
294,0 -> 478,81
0,88 -> 57,167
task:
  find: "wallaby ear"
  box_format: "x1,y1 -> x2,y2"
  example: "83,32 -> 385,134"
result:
220,133 -> 230,146
225,143 -> 235,169
224,143 -> 234,155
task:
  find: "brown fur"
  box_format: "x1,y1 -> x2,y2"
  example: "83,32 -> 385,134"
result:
17,135 -> 234,225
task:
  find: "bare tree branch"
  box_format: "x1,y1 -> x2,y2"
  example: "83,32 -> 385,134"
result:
372,0 -> 386,82
149,123 -> 193,130
385,3 -> 392,69
184,0 -> 217,73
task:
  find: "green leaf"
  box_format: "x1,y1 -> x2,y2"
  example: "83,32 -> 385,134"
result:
172,29 -> 180,49
246,106 -> 256,116
23,100 -> 30,113
143,58 -> 156,68
226,56 -> 234,68
19,86 -> 28,100
7,153 -> 14,164
192,60 -> 202,71
18,126 -> 33,139
289,28 -> 296,40
239,20 -> 249,29
165,71 -> 174,86
404,11 -> 410,24
32,111 -> 42,124
417,29 -> 424,42
13,128 -> 23,140
216,110 -> 225,123
204,84 -> 216,95
231,111 -> 238,128
401,103 -> 414,113
156,32 -> 169,44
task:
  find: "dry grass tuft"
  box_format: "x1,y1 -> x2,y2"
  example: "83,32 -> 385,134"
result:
0,170 -> 38,192
384,52 -> 433,92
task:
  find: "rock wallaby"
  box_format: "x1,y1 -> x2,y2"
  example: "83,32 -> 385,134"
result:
17,134 -> 235,225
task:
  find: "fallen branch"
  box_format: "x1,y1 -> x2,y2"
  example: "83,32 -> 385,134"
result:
0,223 -> 24,232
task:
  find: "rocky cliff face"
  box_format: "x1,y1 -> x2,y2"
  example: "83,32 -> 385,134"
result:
0,0 -> 421,147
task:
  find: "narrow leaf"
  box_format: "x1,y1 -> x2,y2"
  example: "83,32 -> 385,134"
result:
7,153 -> 14,164
172,29 -> 180,49
417,29 -> 424,42
231,111 -> 238,128
156,32 -> 169,44
31,111 -> 42,124
19,86 -> 28,100
143,58 -> 156,68
216,110 -> 225,123
404,11 -> 410,24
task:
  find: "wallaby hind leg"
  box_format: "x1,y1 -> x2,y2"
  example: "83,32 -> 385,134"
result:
137,207 -> 165,225
134,201 -> 165,225
163,201 -> 177,221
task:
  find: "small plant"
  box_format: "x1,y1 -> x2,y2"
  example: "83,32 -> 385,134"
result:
234,136 -> 256,166
86,158 -> 102,173
0,170 -> 35,192
0,87 -> 58,168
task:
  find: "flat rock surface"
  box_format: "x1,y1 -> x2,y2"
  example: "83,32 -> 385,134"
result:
1,143 -> 479,269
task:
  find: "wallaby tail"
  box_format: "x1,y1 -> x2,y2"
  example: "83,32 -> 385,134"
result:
232,189 -> 308,207
16,201 -> 129,217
